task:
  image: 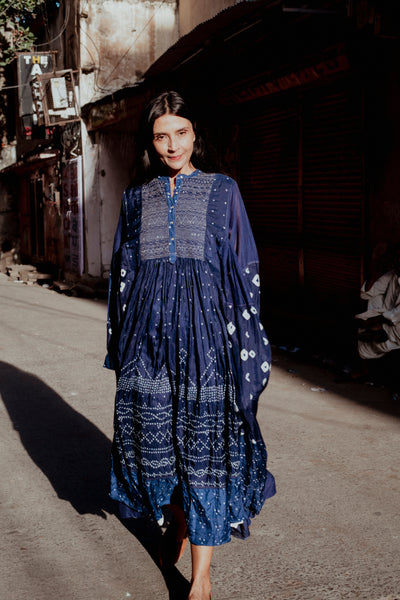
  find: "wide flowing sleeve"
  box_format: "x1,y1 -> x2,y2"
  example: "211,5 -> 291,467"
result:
228,180 -> 262,312
222,180 -> 271,437
104,213 -> 123,371
104,187 -> 141,372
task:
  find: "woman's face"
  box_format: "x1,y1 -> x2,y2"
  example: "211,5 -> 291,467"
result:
152,113 -> 196,177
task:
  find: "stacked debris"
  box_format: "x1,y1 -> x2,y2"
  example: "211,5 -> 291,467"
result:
2,262 -> 108,299
5,264 -> 53,286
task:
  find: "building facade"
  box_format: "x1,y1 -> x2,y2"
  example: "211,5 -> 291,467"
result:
84,0 -> 400,349
1,0 -> 399,352
0,0 -> 178,278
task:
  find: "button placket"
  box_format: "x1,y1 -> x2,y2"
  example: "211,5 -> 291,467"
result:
164,175 -> 183,264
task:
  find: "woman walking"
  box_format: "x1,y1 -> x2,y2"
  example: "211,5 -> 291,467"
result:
105,90 -> 276,600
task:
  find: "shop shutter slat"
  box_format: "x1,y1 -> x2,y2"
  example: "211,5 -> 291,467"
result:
238,79 -> 364,307
239,98 -> 300,290
302,85 -> 364,300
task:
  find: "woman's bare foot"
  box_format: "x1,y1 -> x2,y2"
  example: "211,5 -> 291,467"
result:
188,576 -> 212,600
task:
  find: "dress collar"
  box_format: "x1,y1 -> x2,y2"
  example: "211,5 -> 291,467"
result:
158,169 -> 201,181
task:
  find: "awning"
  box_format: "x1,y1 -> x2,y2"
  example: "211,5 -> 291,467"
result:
82,0 -> 345,129
0,150 -> 59,174
82,0 -> 280,130
144,0 -> 281,78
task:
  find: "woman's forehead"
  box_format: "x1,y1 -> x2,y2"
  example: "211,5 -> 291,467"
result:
153,114 -> 192,133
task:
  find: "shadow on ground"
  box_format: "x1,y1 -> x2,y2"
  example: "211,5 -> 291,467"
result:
0,361 -> 191,599
0,360 -> 113,518
121,516 -> 191,600
271,346 -> 400,419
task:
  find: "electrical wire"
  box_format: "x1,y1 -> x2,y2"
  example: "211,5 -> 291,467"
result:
79,40 -> 103,98
34,0 -> 70,47
79,0 -> 171,102
39,1 -> 51,45
2,0 -> 170,98
99,0 -> 169,90
79,30 -> 102,93
0,83 -> 30,91
0,2 -> 68,92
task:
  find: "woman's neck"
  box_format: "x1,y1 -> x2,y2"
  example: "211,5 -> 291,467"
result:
168,164 -> 196,194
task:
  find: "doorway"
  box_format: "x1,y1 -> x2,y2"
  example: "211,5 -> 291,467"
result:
29,175 -> 45,258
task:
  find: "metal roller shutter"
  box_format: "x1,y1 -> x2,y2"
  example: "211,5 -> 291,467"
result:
239,79 -> 364,310
302,85 -> 364,303
239,96 -> 300,294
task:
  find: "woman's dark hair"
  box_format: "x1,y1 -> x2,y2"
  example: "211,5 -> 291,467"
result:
133,90 -> 209,183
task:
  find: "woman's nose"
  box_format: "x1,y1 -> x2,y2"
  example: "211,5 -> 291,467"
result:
168,136 -> 178,151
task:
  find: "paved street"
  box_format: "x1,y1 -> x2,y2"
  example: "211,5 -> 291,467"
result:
0,275 -> 399,600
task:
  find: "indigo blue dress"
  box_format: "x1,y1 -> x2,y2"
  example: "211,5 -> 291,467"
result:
105,170 -> 276,546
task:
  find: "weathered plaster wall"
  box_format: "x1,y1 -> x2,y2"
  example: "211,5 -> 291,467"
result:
80,0 -> 178,277
82,123 -> 101,276
83,123 -> 137,277
99,131 -> 136,276
179,0 -> 236,36
79,0 -> 178,107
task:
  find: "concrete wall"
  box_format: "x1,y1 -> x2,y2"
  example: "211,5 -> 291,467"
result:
99,131 -> 136,275
1,0 -> 180,278
83,123 -> 137,277
179,0 -> 236,36
80,0 -> 178,277
80,0 -> 178,107
82,124 -> 101,276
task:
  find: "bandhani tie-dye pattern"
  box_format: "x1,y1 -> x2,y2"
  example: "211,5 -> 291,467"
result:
105,171 -> 276,545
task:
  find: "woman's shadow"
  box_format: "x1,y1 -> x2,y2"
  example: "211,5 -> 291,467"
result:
0,361 -> 190,600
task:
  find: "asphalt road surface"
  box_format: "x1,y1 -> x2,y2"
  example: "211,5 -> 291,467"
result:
0,275 -> 399,600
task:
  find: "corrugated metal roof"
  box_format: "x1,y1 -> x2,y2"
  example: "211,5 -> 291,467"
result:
144,0 -> 281,78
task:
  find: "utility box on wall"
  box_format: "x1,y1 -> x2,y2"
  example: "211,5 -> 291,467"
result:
31,70 -> 80,127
